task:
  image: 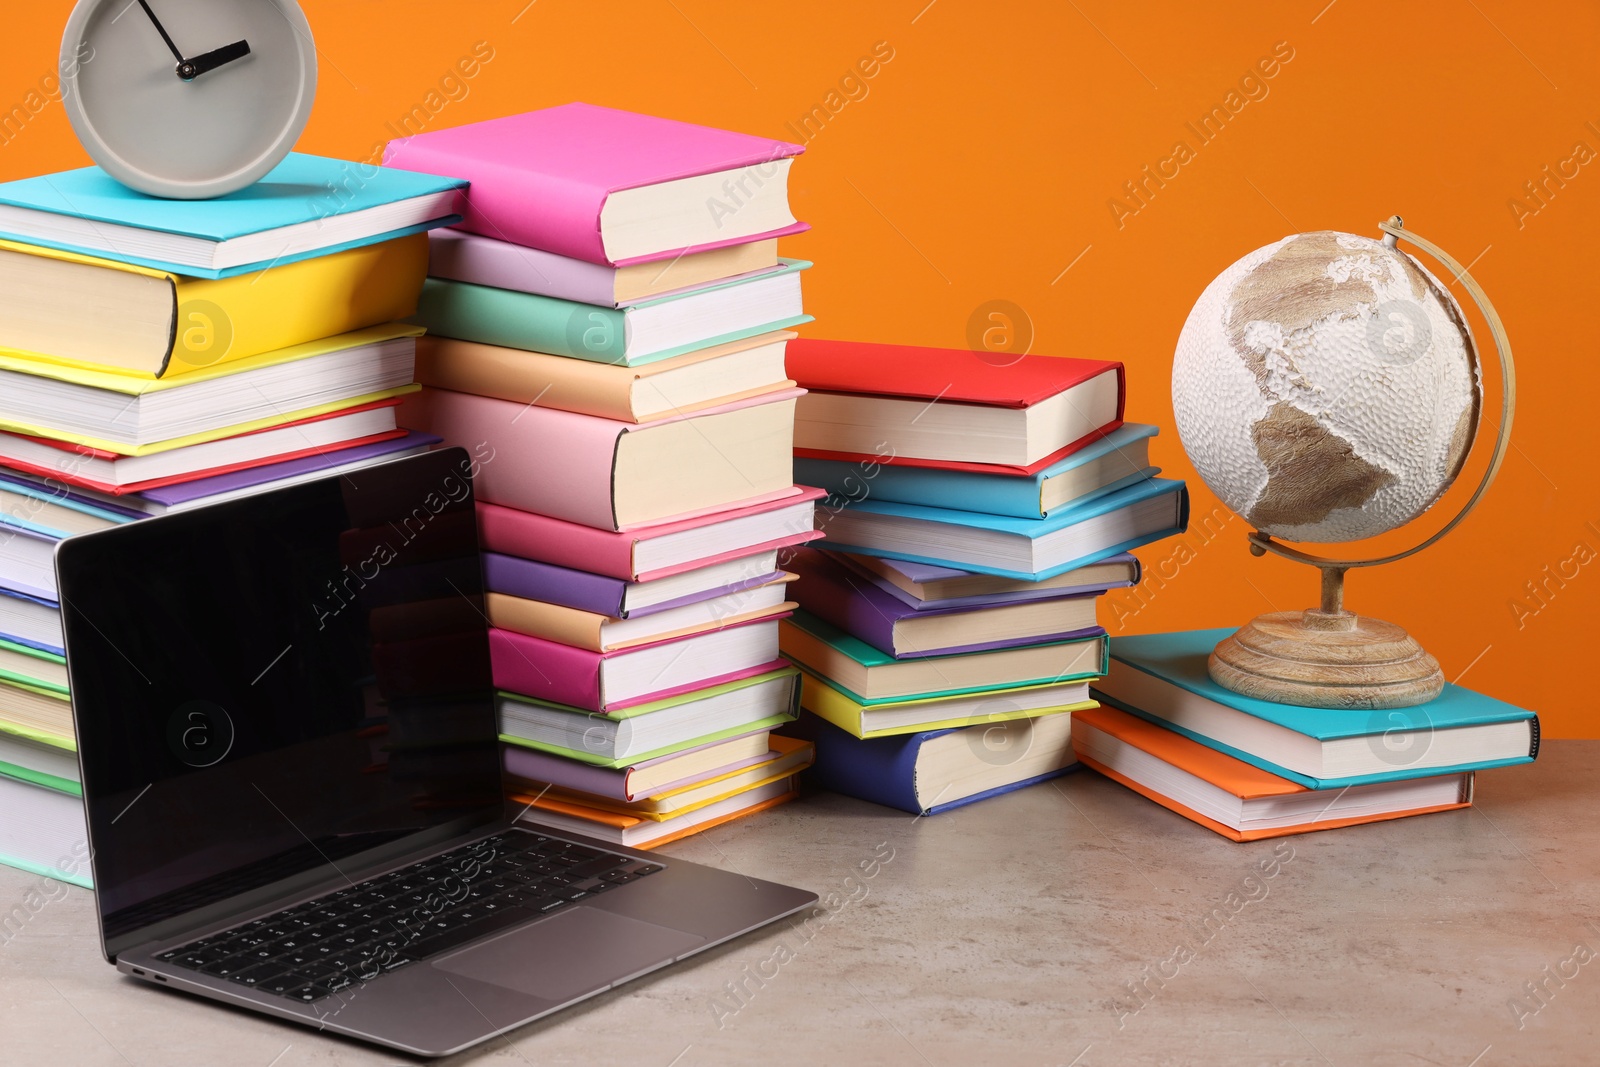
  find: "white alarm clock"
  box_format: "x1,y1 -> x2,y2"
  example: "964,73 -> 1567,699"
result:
59,0 -> 318,199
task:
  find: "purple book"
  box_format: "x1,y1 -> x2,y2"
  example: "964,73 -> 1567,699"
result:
482,552 -> 787,619
500,729 -> 774,801
842,552 -> 1141,611
137,432 -> 442,510
787,547 -> 1104,660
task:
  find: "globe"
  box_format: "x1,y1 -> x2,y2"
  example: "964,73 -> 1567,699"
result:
1172,230 -> 1482,543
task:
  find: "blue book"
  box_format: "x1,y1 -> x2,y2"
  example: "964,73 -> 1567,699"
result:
818,476 -> 1189,581
1091,629 -> 1539,788
796,423 -> 1161,520
799,712 -> 1079,815
0,154 -> 466,279
0,586 -> 62,657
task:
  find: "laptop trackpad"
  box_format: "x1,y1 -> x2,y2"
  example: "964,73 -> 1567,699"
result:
434,906 -> 707,1001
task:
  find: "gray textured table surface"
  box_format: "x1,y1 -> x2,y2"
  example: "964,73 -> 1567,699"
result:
0,742 -> 1592,1066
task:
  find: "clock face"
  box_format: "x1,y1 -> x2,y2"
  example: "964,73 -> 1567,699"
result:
60,0 -> 318,199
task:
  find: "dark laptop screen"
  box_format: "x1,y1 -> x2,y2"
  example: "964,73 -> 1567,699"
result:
57,449 -> 504,957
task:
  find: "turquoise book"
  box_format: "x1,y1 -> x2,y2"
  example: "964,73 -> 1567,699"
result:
410,259 -> 812,366
0,153 -> 466,279
1091,628 -> 1539,789
818,476 -> 1189,581
796,422 -> 1161,520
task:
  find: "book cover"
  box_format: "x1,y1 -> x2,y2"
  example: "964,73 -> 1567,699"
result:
384,103 -> 808,265
821,477 -> 1189,580
416,330 -> 796,424
410,260 -> 811,366
501,727 -> 774,801
1094,629 -> 1539,787
785,546 -> 1103,658
798,666 -> 1096,738
837,552 -> 1142,611
486,589 -> 794,652
0,154 -> 465,278
476,488 -> 823,582
0,237 -> 428,379
483,551 -> 789,619
796,423 -> 1161,519
136,431 -> 440,508
804,715 -> 1076,815
399,386 -> 801,531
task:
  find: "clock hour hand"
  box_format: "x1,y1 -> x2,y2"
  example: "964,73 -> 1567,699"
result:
134,0 -> 186,65
180,40 -> 252,80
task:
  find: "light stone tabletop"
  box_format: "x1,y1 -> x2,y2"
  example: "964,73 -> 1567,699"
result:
0,742 -> 1593,1066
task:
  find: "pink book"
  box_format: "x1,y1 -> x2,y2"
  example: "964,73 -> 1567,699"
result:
397,386 -> 803,531
476,487 -> 825,581
382,103 -> 809,266
490,618 -> 788,711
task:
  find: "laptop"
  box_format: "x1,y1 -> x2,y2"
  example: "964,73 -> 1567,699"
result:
56,447 -> 817,1057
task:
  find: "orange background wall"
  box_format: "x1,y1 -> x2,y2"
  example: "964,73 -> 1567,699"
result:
3,2 -> 1595,734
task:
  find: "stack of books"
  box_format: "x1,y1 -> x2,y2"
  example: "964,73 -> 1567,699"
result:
1077,629 -> 1540,840
386,104 -> 823,849
784,339 -> 1190,814
0,153 -> 467,883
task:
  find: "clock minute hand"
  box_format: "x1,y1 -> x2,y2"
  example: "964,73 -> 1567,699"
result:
134,0 -> 186,65
181,40 -> 252,80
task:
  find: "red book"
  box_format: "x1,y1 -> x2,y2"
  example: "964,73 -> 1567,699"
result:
788,338 -> 1125,475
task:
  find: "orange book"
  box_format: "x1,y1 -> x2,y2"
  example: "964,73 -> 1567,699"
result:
509,776 -> 797,849
1071,705 -> 1473,842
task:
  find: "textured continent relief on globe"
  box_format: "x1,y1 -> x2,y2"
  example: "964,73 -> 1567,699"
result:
1171,229 -> 1481,544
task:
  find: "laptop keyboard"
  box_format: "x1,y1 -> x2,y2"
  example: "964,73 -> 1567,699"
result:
152,830 -> 664,1004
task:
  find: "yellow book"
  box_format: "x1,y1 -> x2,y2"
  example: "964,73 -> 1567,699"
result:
0,233 -> 428,378
798,666 -> 1097,739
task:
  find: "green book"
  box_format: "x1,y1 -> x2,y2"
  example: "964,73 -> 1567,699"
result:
780,609 -> 1107,704
411,259 -> 812,366
0,637 -> 68,695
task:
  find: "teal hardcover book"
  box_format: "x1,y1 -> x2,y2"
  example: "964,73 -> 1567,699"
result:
1092,629 -> 1539,788
819,476 -> 1188,580
781,608 -> 1109,705
409,259 -> 812,366
0,153 -> 466,279
796,422 -> 1161,519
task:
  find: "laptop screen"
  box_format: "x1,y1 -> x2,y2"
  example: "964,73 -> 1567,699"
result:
57,448 -> 505,959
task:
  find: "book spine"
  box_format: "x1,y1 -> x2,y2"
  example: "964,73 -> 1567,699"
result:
482,553 -> 626,615
411,278 -> 629,363
795,457 -> 1043,519
427,231 -> 618,305
477,502 -> 638,579
807,719 -> 926,813
490,628 -> 604,709
415,337 -> 641,423
502,742 -> 631,800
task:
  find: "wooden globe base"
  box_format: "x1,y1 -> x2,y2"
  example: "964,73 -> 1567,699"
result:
1209,609 -> 1444,710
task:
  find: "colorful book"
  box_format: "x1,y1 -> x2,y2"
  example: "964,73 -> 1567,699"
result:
0,398 -> 408,492
0,235 -> 428,379
0,523 -> 53,600
491,617 -> 786,712
803,710 -> 1077,815
1091,629 -> 1540,788
1072,705 -> 1475,841
0,721 -> 78,791
0,324 -> 420,450
528,736 -> 814,818
0,636 -> 67,693
401,387 -> 799,531
2,431 -> 435,521
0,772 -> 91,888
787,546 -> 1102,658
0,676 -> 72,739
788,338 -> 1124,471
840,552 -> 1141,609
416,330 -> 794,424
0,153 -> 464,280
476,488 -> 823,582
0,588 -> 62,655
486,582 -> 794,652
796,423 -> 1160,519
384,103 -> 807,266
428,228 -> 782,306
780,611 -> 1106,703
498,666 -> 801,763
799,666 -> 1095,739
820,477 -> 1189,581
410,260 -> 810,367
511,778 -> 798,850
483,549 -> 786,618
501,728 -> 774,802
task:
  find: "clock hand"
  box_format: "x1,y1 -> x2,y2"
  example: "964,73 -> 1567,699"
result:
181,40 -> 252,80
133,0 -> 186,66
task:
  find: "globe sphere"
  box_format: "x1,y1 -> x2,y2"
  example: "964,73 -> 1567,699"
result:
1172,230 -> 1482,543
